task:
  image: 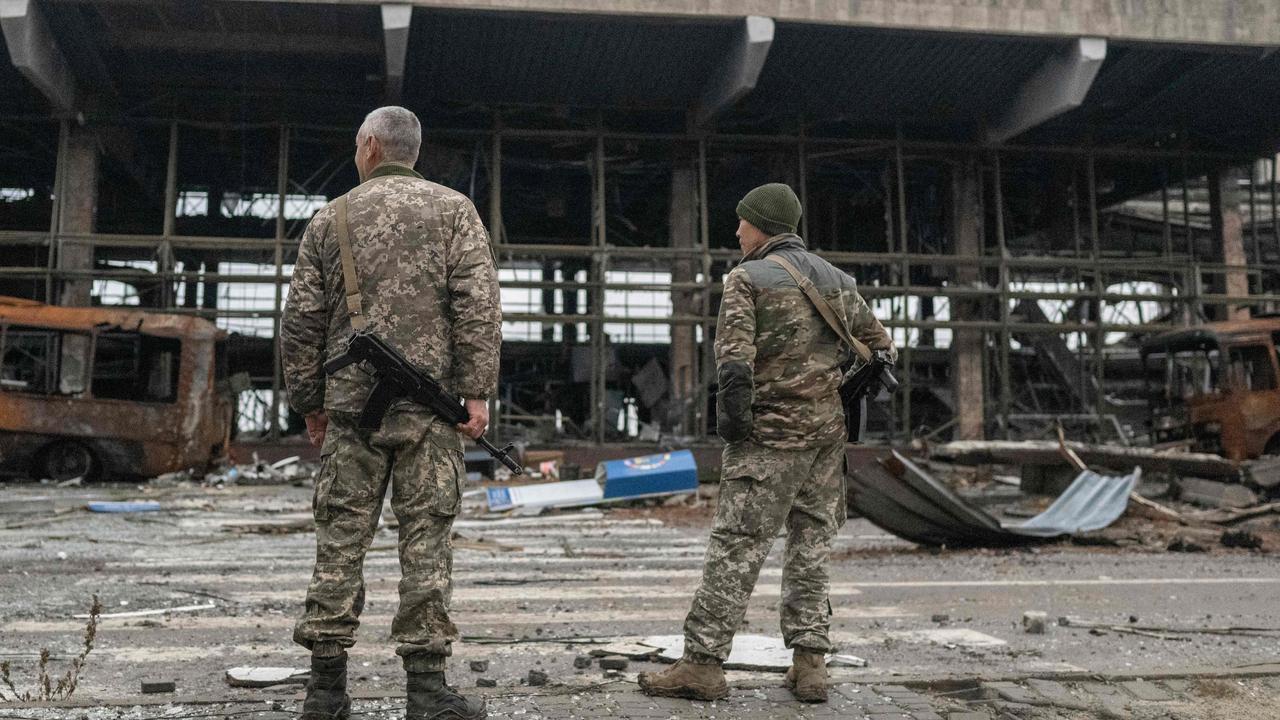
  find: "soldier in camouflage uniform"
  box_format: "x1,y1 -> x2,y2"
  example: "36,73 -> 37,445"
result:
281,106 -> 499,720
639,183 -> 895,704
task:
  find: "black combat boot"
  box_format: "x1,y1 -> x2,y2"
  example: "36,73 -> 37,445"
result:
405,671 -> 486,720
301,652 -> 352,720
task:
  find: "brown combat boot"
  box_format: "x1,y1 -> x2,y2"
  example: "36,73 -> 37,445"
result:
783,649 -> 828,703
638,659 -> 729,701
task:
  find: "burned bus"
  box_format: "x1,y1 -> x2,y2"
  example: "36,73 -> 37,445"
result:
1141,318 -> 1280,461
0,297 -> 234,480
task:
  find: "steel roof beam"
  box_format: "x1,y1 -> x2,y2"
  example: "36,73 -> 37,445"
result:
693,15 -> 773,130
381,3 -> 412,104
986,37 -> 1106,144
1,0 -> 78,113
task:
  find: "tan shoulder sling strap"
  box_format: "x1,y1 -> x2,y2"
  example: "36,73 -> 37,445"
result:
334,194 -> 368,332
765,254 -> 872,363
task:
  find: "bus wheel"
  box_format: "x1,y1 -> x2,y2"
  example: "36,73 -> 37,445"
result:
38,441 -> 97,482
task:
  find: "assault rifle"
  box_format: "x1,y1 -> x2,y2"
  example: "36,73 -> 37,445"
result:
324,331 -> 523,474
841,351 -> 899,442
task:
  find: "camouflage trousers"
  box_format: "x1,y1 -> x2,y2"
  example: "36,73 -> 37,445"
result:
683,438 -> 846,662
293,406 -> 465,672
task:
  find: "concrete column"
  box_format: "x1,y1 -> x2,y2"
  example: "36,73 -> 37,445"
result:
1208,165 -> 1251,321
950,155 -> 985,440
668,162 -> 698,434
57,125 -> 99,306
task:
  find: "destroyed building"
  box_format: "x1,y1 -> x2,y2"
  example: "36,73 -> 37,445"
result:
2,1 -> 1279,465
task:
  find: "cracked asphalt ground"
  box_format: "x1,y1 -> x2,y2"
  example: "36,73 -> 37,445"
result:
1,479 -> 1278,719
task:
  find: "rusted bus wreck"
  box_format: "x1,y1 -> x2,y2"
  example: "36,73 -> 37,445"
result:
1142,318 -> 1280,462
0,297 -> 233,480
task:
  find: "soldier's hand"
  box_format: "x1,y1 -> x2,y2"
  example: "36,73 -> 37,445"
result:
458,399 -> 489,439
305,410 -> 328,448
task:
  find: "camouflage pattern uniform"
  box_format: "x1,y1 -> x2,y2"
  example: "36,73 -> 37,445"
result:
683,233 -> 895,662
281,162 -> 501,672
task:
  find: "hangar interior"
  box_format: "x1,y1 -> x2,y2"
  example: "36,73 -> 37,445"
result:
2,1 -> 1279,450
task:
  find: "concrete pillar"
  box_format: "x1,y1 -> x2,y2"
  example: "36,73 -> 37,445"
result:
1208,165 -> 1251,321
57,125 -> 99,306
668,162 -> 698,434
950,155 -> 985,440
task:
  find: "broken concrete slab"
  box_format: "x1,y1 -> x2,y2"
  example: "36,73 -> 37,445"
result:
598,656 -> 628,670
640,634 -> 866,672
526,669 -> 548,686
468,660 -> 489,673
1023,611 -> 1048,634
588,641 -> 660,659
225,667 -> 308,688
1177,478 -> 1259,509
1244,456 -> 1280,490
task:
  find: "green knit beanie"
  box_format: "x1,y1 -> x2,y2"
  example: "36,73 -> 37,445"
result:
736,183 -> 802,236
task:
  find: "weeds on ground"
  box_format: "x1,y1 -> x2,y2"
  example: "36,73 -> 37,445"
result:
0,594 -> 100,702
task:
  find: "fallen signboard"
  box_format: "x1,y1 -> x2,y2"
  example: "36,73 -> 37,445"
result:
485,450 -> 698,512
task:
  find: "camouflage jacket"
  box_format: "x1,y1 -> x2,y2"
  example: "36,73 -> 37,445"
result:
281,162 -> 501,417
715,234 -> 896,449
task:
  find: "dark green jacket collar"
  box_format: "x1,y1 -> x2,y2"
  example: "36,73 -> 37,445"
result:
744,233 -> 806,262
363,162 -> 423,183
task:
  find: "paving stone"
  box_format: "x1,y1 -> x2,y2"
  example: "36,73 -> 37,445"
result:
868,703 -> 907,713
876,684 -> 913,693
1121,679 -> 1176,701
1080,682 -> 1131,715
1160,679 -> 1192,694
1025,678 -> 1078,706
909,712 -> 945,720
947,714 -> 991,720
866,715 -> 913,720
979,681 -> 1041,705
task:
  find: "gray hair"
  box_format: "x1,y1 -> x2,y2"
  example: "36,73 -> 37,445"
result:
358,106 -> 421,164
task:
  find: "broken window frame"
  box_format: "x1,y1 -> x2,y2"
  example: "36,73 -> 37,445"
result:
0,324 -> 91,397
89,330 -> 182,404
1223,343 -> 1279,393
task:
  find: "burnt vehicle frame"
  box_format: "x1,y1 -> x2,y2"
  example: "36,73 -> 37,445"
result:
0,297 -> 234,480
1141,318 -> 1280,461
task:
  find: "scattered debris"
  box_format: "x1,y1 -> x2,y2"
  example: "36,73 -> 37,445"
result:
476,677 -> 496,688
1059,616 -> 1280,640
826,654 -> 869,668
1177,478 -> 1260,509
526,669 -> 548,686
573,655 -> 592,669
225,667 -> 308,688
1023,611 -> 1048,634
469,660 -> 489,673
931,614 -> 950,623
598,657 -> 628,671
847,450 -> 1139,547
486,479 -> 604,512
75,602 -> 216,620
588,641 -> 660,659
1244,456 -> 1280,490
927,440 -> 1239,479
140,680 -> 176,694
1167,536 -> 1208,553
1220,529 -> 1264,549
86,501 -> 161,513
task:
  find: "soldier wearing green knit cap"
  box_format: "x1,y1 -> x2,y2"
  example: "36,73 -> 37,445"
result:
640,182 -> 896,704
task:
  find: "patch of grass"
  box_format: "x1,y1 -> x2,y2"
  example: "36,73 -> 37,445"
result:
0,594 -> 100,702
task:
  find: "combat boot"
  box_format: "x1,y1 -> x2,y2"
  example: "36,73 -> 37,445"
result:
637,659 -> 729,701
783,649 -> 828,703
405,671 -> 486,720
301,652 -> 352,720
